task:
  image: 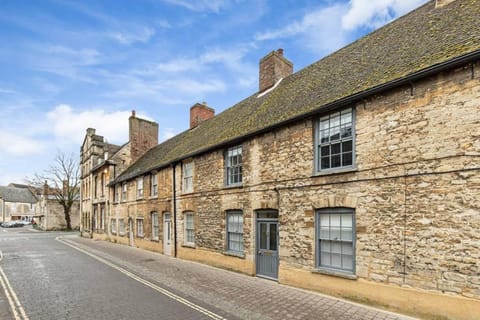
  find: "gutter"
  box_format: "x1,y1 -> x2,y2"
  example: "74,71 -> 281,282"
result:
111,50 -> 480,184
172,163 -> 178,257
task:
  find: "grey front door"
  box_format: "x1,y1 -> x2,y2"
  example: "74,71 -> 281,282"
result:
256,220 -> 279,279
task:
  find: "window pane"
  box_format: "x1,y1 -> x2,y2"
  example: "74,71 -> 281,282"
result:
320,129 -> 330,143
342,152 -> 353,166
341,110 -> 352,124
330,126 -> 340,141
341,228 -> 353,241
330,113 -> 340,127
342,242 -> 353,255
330,214 -> 340,227
319,118 -> 329,130
320,241 -> 331,252
331,241 -> 342,254
321,146 -> 330,157
331,155 -> 341,168
260,223 -> 267,249
319,227 -> 330,239
331,143 -> 341,155
341,214 -> 352,227
320,214 -> 330,227
331,253 -> 342,268
321,156 -> 330,169
269,223 -> 277,251
342,255 -> 353,270
342,140 -> 352,153
321,252 -> 331,266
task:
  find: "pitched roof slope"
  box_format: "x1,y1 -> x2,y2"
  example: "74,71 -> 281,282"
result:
0,186 -> 38,203
114,0 -> 480,183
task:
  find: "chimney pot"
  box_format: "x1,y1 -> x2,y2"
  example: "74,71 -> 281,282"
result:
131,110 -> 136,117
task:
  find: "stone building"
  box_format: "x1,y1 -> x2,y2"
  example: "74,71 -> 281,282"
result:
83,1 -> 480,319
0,185 -> 38,223
37,182 -> 80,230
80,111 -> 158,238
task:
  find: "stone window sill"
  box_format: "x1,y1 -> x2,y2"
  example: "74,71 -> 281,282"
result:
312,166 -> 358,177
223,184 -> 243,190
223,251 -> 245,259
182,243 -> 196,249
312,268 -> 357,280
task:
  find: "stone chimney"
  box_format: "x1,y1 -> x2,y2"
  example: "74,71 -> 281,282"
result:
86,128 -> 96,136
259,48 -> 293,93
43,181 -> 49,197
129,110 -> 159,162
435,0 -> 456,8
190,102 -> 215,129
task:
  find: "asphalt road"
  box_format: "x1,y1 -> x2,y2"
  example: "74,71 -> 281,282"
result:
0,227 -> 232,320
0,227 -> 414,320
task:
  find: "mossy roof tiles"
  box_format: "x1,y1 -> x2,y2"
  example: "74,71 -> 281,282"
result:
113,0 -> 480,184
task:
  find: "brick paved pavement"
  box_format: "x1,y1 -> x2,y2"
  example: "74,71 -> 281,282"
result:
63,236 -> 417,320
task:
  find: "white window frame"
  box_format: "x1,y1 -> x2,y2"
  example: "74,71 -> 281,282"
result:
151,212 -> 159,241
150,173 -> 158,197
225,145 -> 242,186
119,219 -> 125,235
184,212 -> 195,246
111,218 -> 117,234
136,218 -> 144,238
183,162 -> 193,193
122,183 -> 127,201
315,108 -> 355,173
316,208 -> 355,274
226,210 -> 243,254
137,177 -> 144,199
115,184 -> 120,203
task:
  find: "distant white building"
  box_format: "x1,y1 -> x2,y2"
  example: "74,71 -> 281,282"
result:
0,185 -> 38,222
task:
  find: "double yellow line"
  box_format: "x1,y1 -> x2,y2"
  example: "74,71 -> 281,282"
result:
57,238 -> 228,320
0,251 -> 29,320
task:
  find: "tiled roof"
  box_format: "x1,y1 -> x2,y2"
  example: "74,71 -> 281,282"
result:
113,0 -> 480,184
0,186 -> 38,203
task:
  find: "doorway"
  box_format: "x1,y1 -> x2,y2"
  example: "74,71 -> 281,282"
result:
256,210 -> 279,280
163,213 -> 172,255
128,218 -> 134,247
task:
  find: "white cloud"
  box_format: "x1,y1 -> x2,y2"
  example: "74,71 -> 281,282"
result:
161,128 -> 177,141
163,0 -> 229,12
46,45 -> 101,65
255,4 -> 350,55
46,104 -> 139,145
0,131 -> 46,156
255,1 -> 426,55
110,27 -> 156,45
168,78 -> 227,95
342,0 -> 426,30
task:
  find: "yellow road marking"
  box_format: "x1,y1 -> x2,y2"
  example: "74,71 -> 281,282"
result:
0,266 -> 29,320
57,238 -> 227,320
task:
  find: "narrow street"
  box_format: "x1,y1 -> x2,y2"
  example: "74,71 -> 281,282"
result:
0,227 -> 415,320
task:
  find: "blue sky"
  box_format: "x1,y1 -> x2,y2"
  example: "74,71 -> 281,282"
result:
0,0 -> 426,185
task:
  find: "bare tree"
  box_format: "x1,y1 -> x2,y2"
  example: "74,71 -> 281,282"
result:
28,152 -> 80,230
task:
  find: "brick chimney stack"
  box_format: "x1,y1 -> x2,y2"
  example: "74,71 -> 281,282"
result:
190,102 -> 215,129
259,48 -> 293,93
129,110 -> 159,162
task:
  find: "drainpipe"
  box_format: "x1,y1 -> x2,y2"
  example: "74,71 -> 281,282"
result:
172,163 -> 178,257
